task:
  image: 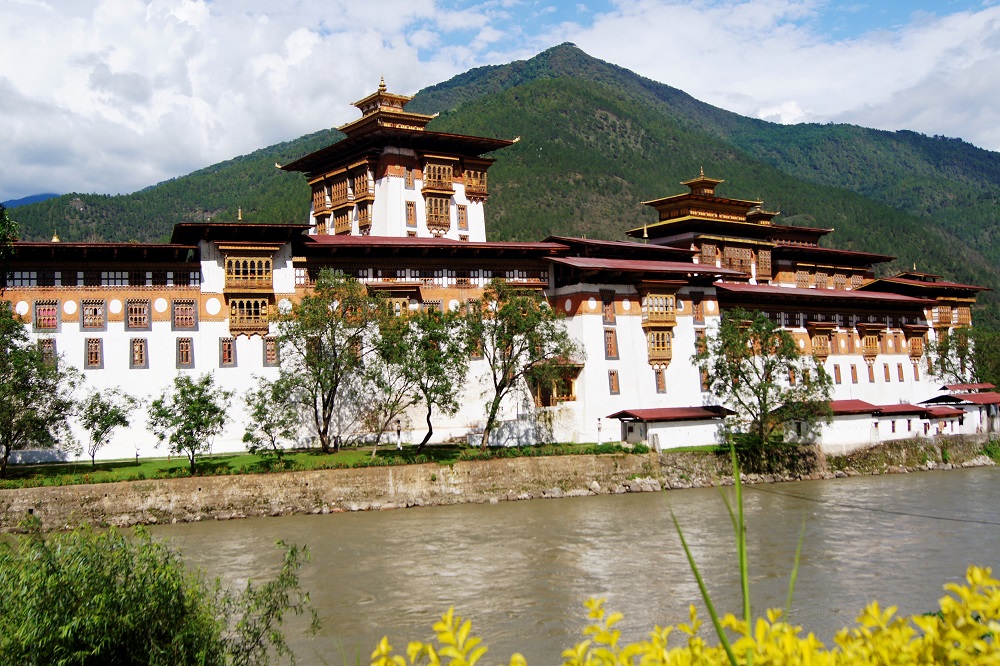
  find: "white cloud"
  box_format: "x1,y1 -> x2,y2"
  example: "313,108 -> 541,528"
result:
1,0 -> 998,202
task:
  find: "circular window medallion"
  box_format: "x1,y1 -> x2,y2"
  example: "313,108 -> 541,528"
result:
799,339 -> 805,349
63,300 -> 78,315
564,299 -> 573,312
449,299 -> 460,312
622,298 -> 631,311
840,339 -> 846,349
706,301 -> 715,312
588,297 -> 597,310
15,301 -> 28,316
205,298 -> 221,316
109,299 -> 123,315
154,298 -> 168,313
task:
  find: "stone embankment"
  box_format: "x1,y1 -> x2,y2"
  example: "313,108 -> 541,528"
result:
0,437 -> 994,532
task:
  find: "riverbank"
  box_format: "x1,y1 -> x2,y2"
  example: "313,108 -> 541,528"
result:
1,436 -> 994,532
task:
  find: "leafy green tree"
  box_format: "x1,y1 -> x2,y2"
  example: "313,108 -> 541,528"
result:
0,203 -> 18,294
0,520 -> 315,666
694,308 -> 832,447
278,270 -> 381,452
0,302 -> 79,477
148,373 -> 233,474
363,313 -> 422,457
404,309 -> 469,452
80,387 -> 139,467
464,279 -> 581,449
927,326 -> 1000,388
242,374 -> 300,464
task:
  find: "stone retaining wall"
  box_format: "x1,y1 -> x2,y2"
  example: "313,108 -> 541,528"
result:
1,437 -> 994,532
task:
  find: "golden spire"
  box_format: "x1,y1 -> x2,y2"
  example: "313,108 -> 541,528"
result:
699,165 -> 705,177
642,222 -> 648,243
238,207 -> 242,222
51,230 -> 60,243
378,76 -> 386,93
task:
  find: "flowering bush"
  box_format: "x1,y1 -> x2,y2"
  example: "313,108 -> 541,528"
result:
371,565 -> 999,665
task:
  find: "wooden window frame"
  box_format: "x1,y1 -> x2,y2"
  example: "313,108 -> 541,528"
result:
851,364 -> 858,384
85,338 -> 103,369
38,338 -> 56,366
33,299 -> 59,332
125,299 -> 151,331
604,328 -> 619,359
263,337 -> 279,367
655,368 -> 666,394
220,337 -> 236,367
405,201 -> 416,228
177,337 -> 194,369
172,299 -> 198,330
81,299 -> 106,331
130,338 -> 148,369
608,370 -> 620,395
601,291 -> 615,325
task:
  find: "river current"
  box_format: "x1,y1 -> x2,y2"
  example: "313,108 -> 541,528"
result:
154,466 -> 1000,664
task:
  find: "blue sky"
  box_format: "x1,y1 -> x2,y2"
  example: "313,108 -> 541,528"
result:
1,0 -> 999,202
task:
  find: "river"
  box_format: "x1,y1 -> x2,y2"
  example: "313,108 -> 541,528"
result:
154,466 -> 1000,664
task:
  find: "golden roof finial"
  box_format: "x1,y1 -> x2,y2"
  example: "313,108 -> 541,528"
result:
913,262 -> 917,271
238,207 -> 243,222
51,230 -> 60,243
642,222 -> 649,243
699,165 -> 705,177
378,76 -> 386,93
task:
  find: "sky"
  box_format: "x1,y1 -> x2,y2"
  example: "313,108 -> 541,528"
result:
2,0 -> 999,203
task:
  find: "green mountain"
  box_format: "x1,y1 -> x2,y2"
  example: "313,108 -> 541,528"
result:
9,43 -> 1000,316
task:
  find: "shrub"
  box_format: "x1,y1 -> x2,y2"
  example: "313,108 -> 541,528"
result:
372,566 -> 1000,665
0,520 -> 315,665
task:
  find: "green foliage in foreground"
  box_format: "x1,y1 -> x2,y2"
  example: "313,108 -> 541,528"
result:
0,521 -> 315,665
373,568 -> 1000,665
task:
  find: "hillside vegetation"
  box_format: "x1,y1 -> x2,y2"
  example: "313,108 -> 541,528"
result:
9,44 -> 1000,314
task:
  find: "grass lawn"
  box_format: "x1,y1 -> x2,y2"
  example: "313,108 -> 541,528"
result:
0,441 -> 641,490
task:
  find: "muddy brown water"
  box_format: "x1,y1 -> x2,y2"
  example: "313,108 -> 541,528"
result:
154,466 -> 1000,664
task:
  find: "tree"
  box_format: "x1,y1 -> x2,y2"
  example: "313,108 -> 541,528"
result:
0,302 -> 79,477
148,373 -> 233,474
404,309 -> 469,452
363,308 -> 469,455
464,279 -> 581,449
0,520 -> 315,665
694,308 -> 832,447
926,326 -> 1000,387
363,313 -> 422,457
80,388 -> 139,467
278,270 -> 381,452
242,374 -> 301,464
0,203 -> 18,294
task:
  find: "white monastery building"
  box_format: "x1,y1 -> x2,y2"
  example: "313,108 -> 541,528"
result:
6,82 -> 993,462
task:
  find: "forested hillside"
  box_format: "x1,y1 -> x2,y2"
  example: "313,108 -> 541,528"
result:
9,43 -> 1000,316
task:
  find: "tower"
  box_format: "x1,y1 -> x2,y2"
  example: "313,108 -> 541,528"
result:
282,79 -> 514,242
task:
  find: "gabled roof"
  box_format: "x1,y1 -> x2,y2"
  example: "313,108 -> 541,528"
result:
874,403 -> 929,416
550,256 -> 744,276
924,406 -> 966,418
921,392 -> 1000,406
714,283 -> 934,306
606,406 -> 734,422
828,400 -> 878,415
942,383 -> 996,392
950,392 -> 1000,405
771,243 -> 895,265
542,236 -> 694,260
